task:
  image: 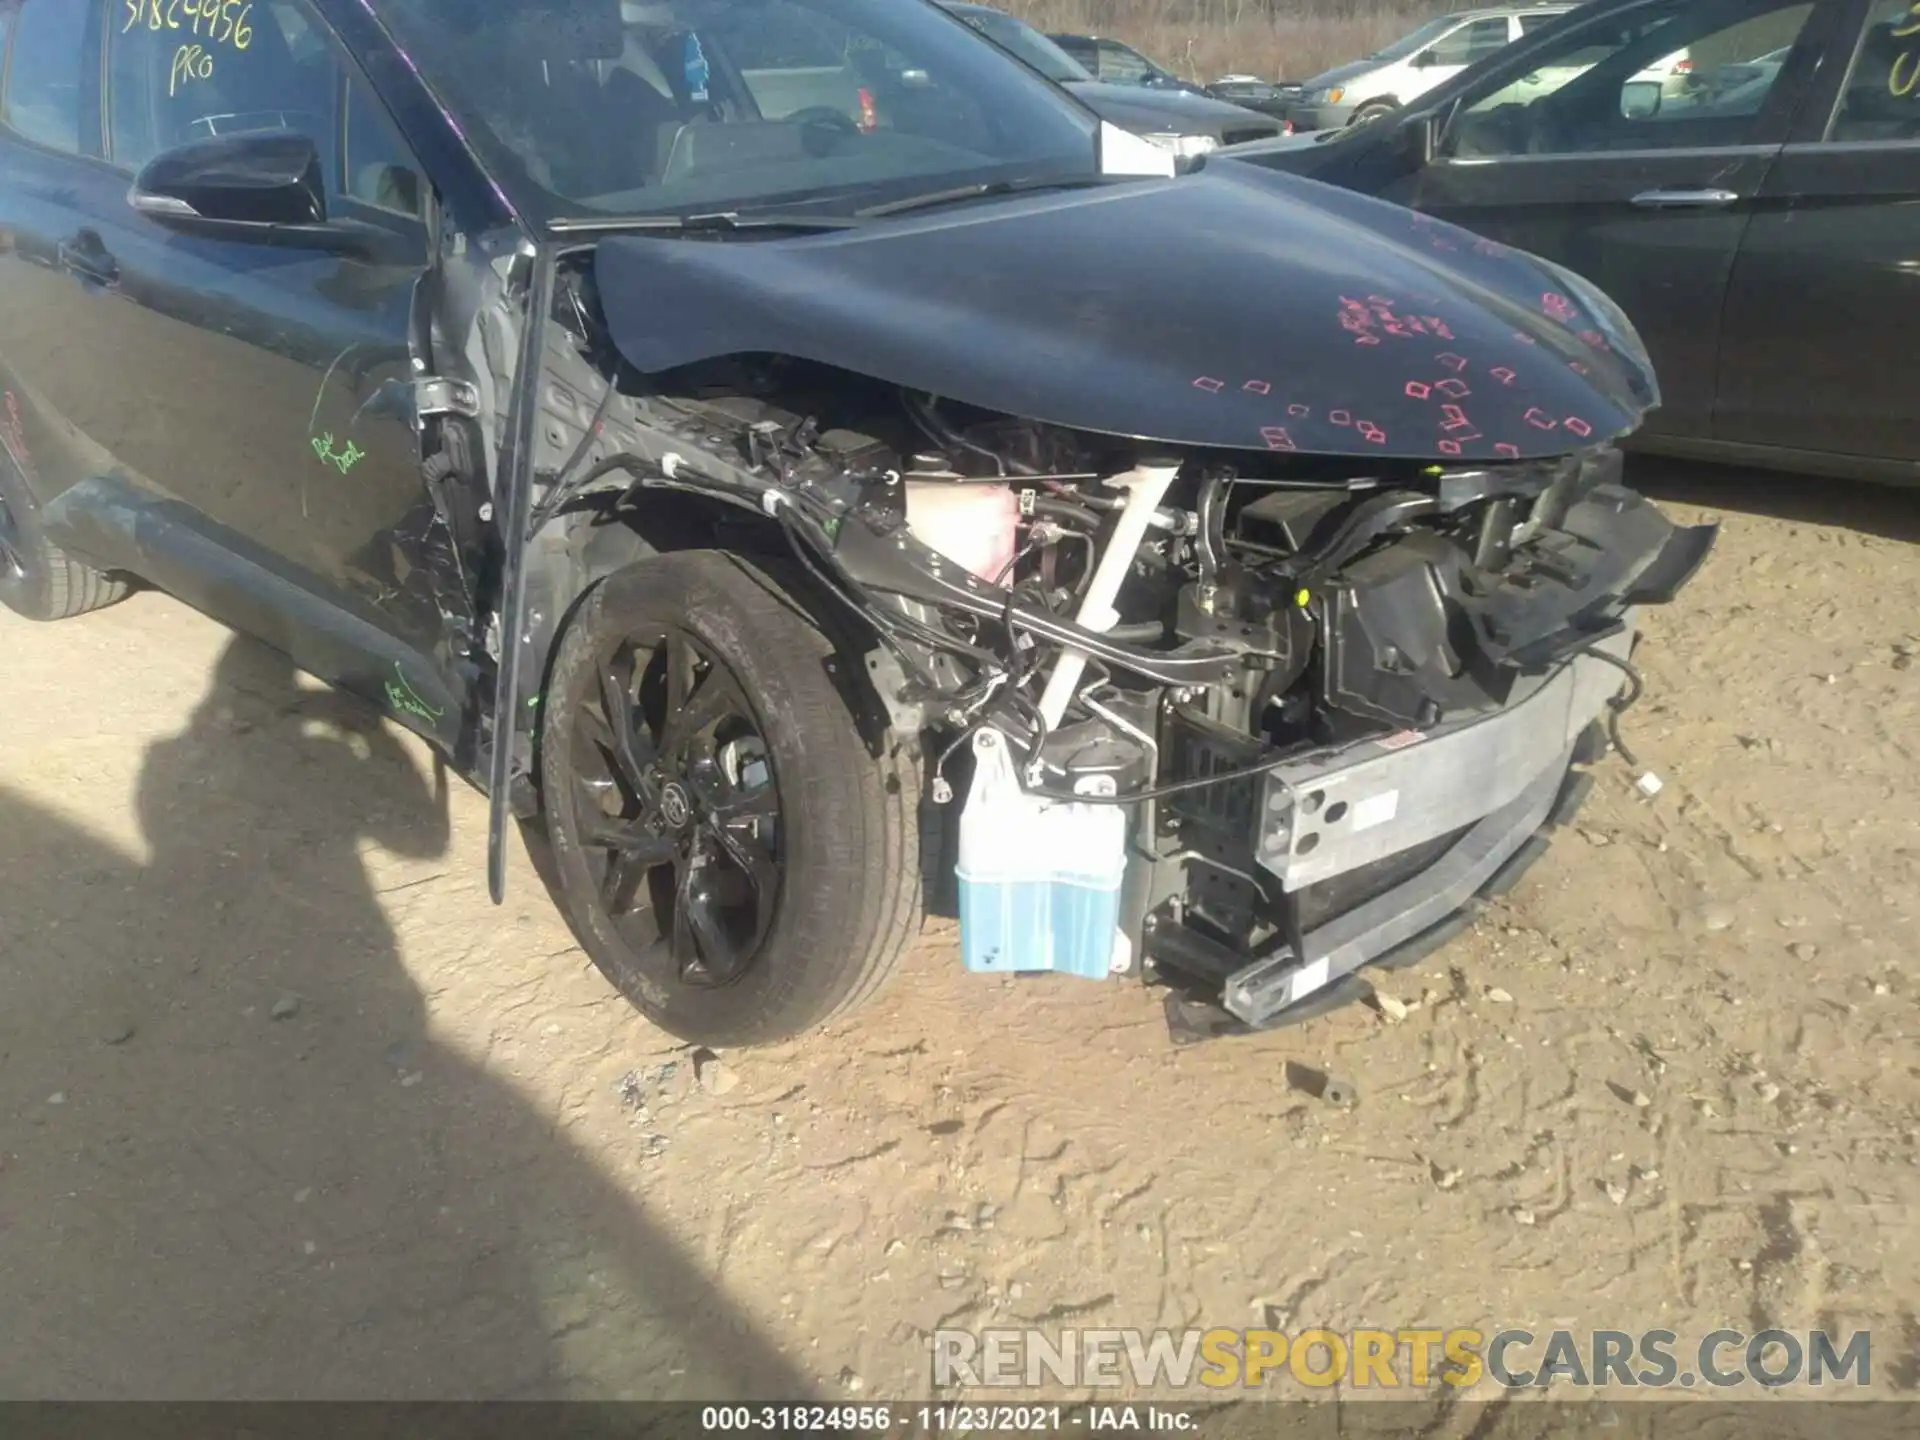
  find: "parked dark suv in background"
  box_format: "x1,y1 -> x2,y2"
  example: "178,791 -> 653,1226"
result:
1229,0 -> 1920,483
1050,33 -> 1209,93
1050,33 -> 1303,121
946,5 -> 1285,159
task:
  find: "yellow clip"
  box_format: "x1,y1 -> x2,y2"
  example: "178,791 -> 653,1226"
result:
1295,588 -> 1312,608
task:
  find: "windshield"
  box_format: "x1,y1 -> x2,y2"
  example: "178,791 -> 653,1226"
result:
377,0 -> 1099,222
949,8 -> 1093,84
1369,16 -> 1463,61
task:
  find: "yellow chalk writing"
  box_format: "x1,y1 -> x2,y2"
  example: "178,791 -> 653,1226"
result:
1890,3 -> 1919,99
125,0 -> 252,50
125,0 -> 251,102
169,44 -> 214,97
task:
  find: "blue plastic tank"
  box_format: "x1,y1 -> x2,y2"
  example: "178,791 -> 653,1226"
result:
954,728 -> 1127,980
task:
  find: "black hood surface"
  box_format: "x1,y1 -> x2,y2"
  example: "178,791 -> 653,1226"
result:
595,161 -> 1658,462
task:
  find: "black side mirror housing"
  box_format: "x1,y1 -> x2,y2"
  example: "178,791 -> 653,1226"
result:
1411,50 -> 1436,69
128,132 -> 408,261
1390,110 -> 1440,167
131,132 -> 328,228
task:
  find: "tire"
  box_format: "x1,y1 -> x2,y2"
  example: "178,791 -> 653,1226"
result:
0,449 -> 128,621
1348,102 -> 1398,128
539,550 -> 921,1047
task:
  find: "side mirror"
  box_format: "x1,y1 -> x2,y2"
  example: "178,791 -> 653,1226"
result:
131,132 -> 327,228
1394,110 -> 1440,165
1620,80 -> 1663,119
128,132 -> 405,260
1411,49 -> 1437,69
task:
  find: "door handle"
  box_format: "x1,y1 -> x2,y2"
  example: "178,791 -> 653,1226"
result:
1630,188 -> 1740,209
56,231 -> 120,288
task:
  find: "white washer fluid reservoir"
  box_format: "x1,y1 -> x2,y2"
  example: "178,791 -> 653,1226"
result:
955,728 -> 1128,980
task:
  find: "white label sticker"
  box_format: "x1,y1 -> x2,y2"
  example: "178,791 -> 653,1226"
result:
1288,957 -> 1331,1002
1351,790 -> 1400,832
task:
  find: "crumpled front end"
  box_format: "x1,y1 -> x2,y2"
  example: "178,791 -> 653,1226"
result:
527,168 -> 1714,1040
1116,448 -> 1714,1035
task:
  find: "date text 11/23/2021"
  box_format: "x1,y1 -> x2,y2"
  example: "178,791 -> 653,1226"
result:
122,0 -> 255,99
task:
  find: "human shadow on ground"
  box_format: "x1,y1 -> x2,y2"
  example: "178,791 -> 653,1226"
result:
0,637 -> 810,1403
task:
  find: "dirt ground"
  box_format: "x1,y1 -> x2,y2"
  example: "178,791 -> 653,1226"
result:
2,458 -> 1916,1415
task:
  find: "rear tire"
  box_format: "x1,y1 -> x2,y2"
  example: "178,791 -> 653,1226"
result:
539,550 -> 921,1047
0,449 -> 128,621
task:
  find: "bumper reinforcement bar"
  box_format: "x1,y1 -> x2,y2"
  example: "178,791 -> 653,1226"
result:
1223,744 -> 1573,1029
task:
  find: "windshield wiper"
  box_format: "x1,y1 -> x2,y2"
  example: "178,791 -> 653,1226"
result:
855,174 -> 1122,220
548,211 -> 863,237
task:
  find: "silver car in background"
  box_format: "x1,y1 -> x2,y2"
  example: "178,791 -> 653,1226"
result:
1289,2 -> 1694,130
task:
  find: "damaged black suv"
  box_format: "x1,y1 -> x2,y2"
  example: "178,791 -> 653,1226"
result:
0,0 -> 1713,1045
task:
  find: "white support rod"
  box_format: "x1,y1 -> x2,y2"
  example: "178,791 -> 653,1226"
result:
1036,462 -> 1182,731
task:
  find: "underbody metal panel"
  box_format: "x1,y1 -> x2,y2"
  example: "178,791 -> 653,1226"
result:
1224,746 -> 1569,1025
1255,625 -> 1633,891
594,162 -> 1655,463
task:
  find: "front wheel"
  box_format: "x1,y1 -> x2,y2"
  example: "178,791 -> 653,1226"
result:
1347,101 -> 1398,129
538,551 -> 921,1047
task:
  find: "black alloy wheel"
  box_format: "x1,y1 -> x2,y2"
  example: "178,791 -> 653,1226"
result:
538,551 -> 922,1047
571,626 -> 783,988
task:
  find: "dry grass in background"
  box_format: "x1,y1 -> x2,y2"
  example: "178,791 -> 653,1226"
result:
1002,0 -> 1454,83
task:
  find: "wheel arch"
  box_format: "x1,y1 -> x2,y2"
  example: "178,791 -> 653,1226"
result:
516,487 -> 907,817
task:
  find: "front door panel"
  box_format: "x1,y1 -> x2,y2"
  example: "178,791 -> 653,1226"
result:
72,195 -> 442,647
1409,0 -> 1830,439
68,2 -> 462,700
1414,147 -> 1779,438
1714,2 -> 1920,460
0,0 -> 114,517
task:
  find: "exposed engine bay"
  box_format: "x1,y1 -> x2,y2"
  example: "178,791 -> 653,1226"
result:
521,239 -> 1717,1033
0,0 -> 1721,1052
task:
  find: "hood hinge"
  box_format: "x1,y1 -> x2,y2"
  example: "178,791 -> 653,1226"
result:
412,376 -> 481,420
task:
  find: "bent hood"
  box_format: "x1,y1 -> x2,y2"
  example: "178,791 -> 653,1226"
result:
594,160 -> 1657,462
